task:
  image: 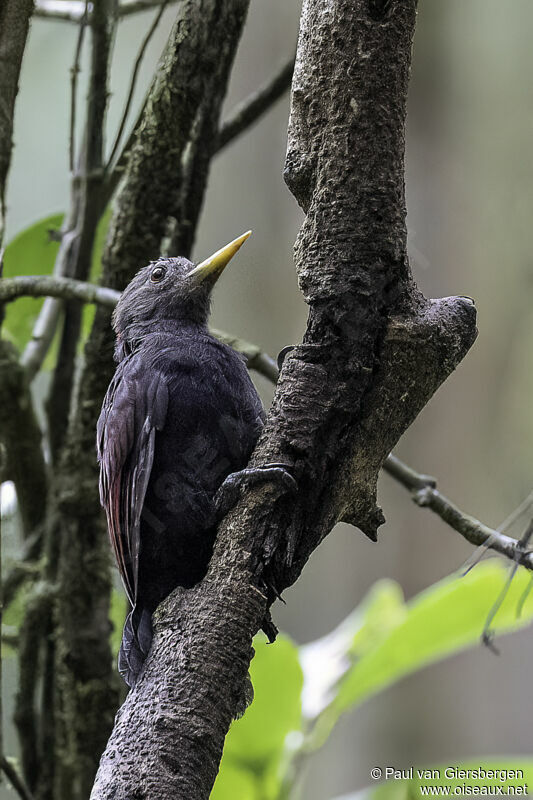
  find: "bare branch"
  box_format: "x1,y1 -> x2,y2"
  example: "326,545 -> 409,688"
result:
118,0 -> 177,14
215,54 -> 295,152
2,529 -> 43,610
0,275 -> 120,307
19,228 -> 86,378
383,455 -> 533,571
1,757 -> 35,800
34,0 -> 178,22
105,0 -> 169,171
69,2 -> 90,172
0,341 -> 48,537
105,54 -> 295,213
210,328 -> 280,382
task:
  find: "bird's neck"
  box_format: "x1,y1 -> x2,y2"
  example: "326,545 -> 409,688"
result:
115,318 -> 208,361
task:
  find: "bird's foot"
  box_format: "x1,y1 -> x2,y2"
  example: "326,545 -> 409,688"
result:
215,463 -> 297,519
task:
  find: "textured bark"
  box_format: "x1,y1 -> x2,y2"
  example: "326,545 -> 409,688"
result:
0,0 -> 33,245
0,341 -> 47,536
39,1 -> 251,798
44,0 -> 118,457
92,2 -> 476,800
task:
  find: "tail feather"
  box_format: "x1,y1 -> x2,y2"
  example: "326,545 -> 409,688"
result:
118,607 -> 153,687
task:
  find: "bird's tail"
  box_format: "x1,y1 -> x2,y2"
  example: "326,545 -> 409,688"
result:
118,606 -> 153,688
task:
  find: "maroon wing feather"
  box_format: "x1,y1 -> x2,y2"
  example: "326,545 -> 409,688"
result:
97,359 -> 168,606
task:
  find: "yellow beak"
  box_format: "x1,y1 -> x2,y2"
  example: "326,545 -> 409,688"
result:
188,231 -> 252,284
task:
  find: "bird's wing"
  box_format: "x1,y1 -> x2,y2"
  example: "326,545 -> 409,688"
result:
97,360 -> 168,605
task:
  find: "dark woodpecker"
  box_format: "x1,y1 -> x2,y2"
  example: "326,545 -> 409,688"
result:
97,233 -> 294,687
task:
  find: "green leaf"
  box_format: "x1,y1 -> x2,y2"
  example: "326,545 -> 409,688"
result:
2,208 -> 112,358
222,634 -> 303,777
109,588 -> 128,660
333,759 -> 533,799
211,762 -> 259,800
2,214 -> 64,350
299,580 -> 406,720
312,564 -> 533,745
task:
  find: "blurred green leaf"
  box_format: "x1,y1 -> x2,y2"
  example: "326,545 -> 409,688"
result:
216,634 -> 303,800
211,762 -> 259,800
3,582 -> 30,629
333,759 -> 533,799
224,634 -> 303,771
2,583 -> 32,657
299,580 -> 405,720
312,564 -> 533,746
109,588 -> 128,660
2,214 -> 63,350
2,208 -> 112,358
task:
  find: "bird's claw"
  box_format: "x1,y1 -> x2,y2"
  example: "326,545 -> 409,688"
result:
215,463 -> 297,519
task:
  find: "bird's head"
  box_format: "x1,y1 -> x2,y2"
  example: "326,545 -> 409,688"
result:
113,231 -> 251,347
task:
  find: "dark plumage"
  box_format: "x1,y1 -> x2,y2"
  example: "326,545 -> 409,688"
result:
97,234 -> 264,686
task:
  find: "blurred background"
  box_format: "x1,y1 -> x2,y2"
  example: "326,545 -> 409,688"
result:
3,1 -> 533,797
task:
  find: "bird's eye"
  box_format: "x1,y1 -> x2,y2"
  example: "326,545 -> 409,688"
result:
150,266 -> 166,283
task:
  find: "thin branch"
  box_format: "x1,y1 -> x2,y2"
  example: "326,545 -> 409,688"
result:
104,53 -> 295,210
383,454 -> 533,571
2,528 -> 45,611
118,0 -> 178,14
481,519 -> 533,651
6,273 -> 522,579
22,0 -> 117,383
0,279 -> 280,383
1,757 -> 35,800
34,0 -> 178,22
0,341 -> 48,537
100,95 -> 147,207
215,54 -> 295,152
47,0 -> 118,459
69,2 -> 90,172
105,0 -> 169,172
0,276 -> 119,309
19,228 -> 77,380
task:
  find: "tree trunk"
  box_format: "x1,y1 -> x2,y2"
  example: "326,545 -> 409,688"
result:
91,1 -> 476,799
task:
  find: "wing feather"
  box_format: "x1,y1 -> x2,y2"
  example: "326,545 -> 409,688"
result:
97,359 -> 168,606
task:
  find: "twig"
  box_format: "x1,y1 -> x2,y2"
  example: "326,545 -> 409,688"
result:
105,0 -> 169,172
211,328 -> 279,383
215,54 -> 295,152
460,487 -> 533,576
1,757 -> 35,800
3,529 -> 45,611
383,454 -> 533,571
118,0 -> 178,14
105,53 -> 295,208
481,518 -> 533,651
0,341 -> 48,537
34,0 -> 178,22
101,95 -> 147,207
47,0 -> 118,458
69,1 -> 90,172
19,228 -> 78,380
